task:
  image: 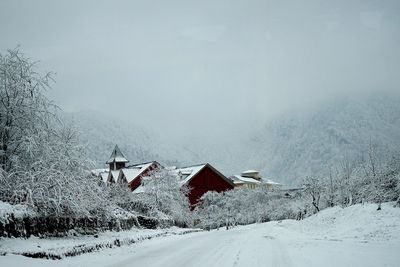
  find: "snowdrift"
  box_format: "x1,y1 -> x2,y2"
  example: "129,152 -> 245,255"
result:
297,202 -> 400,241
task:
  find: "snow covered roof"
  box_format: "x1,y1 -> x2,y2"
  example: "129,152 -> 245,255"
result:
176,164 -> 207,185
232,175 -> 261,185
241,170 -> 259,174
230,175 -> 281,187
241,169 -> 261,179
176,163 -> 234,187
120,163 -> 151,183
119,162 -> 156,183
108,170 -> 121,183
106,145 -> 129,164
120,168 -> 141,183
230,175 -> 245,184
100,172 -> 109,184
263,179 -> 282,186
100,162 -> 159,184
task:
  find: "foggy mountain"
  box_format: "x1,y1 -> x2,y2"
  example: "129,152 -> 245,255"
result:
243,93 -> 400,186
64,111 -> 200,169
68,93 -> 400,187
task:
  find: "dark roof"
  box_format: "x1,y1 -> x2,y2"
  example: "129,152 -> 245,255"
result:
106,144 -> 129,164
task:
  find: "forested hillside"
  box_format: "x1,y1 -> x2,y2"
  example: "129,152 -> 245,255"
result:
246,94 -> 400,186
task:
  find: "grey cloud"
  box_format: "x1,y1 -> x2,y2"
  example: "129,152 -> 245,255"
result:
1,0 -> 399,147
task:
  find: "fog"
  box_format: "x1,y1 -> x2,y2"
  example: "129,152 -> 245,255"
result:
1,0 -> 399,146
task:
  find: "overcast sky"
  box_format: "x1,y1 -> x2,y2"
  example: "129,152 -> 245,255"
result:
1,0 -> 399,145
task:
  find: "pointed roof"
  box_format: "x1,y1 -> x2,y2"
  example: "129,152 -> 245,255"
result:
107,170 -> 121,183
106,145 -> 129,164
119,161 -> 159,183
176,163 -> 234,187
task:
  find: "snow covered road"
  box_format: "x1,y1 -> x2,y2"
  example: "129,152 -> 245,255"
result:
2,203 -> 400,267
8,222 -> 395,267
99,222 -> 398,267
106,225 -> 292,267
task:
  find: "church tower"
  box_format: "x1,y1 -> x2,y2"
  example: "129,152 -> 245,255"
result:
106,144 -> 129,170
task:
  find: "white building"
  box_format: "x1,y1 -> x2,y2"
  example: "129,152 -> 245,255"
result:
230,170 -> 281,190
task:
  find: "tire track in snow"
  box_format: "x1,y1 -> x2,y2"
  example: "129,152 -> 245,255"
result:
107,224 -> 293,267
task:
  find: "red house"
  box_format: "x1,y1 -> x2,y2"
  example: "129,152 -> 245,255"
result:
177,163 -> 234,206
103,145 -> 233,207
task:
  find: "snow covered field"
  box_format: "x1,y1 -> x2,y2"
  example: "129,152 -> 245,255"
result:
1,202 -> 399,267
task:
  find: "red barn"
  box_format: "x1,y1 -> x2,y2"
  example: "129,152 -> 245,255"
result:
177,163 -> 234,206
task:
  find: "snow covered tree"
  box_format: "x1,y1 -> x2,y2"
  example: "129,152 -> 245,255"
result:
357,142 -> 388,210
195,191 -> 226,229
194,187 -> 311,229
329,144 -> 400,209
0,48 -> 55,172
0,48 -> 107,218
395,172 -> 400,207
2,118 -> 107,217
339,154 -> 357,205
378,154 -> 400,208
134,169 -> 193,227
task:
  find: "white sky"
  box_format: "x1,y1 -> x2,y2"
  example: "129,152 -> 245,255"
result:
1,0 -> 399,145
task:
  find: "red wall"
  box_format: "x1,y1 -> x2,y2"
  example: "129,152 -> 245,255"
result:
129,177 -> 142,191
187,165 -> 233,206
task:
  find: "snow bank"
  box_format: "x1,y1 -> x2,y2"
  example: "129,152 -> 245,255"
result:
297,202 -> 400,241
0,227 -> 202,259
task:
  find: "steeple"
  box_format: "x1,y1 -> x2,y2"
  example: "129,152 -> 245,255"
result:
106,144 -> 129,170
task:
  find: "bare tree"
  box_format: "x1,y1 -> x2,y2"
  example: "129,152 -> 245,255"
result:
303,176 -> 324,212
134,169 -> 193,227
339,153 -> 357,206
327,168 -> 336,207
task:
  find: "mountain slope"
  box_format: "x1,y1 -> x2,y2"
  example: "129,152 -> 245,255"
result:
245,94 -> 400,186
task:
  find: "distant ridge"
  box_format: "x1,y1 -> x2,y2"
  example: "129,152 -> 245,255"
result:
244,93 -> 400,186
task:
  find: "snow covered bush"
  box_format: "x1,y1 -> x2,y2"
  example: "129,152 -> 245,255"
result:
132,169 -> 193,227
194,188 -> 310,229
0,201 -> 36,225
